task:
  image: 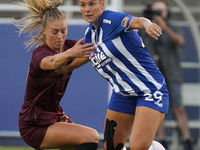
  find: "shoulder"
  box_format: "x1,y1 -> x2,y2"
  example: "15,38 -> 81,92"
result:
101,10 -> 134,29
32,44 -> 50,56
31,44 -> 53,64
103,10 -> 133,21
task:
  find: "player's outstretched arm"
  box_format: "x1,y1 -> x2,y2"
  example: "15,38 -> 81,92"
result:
50,58 -> 90,76
41,38 -> 95,70
129,17 -> 162,40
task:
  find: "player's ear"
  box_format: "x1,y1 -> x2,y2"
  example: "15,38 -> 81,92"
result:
100,0 -> 105,10
41,27 -> 46,36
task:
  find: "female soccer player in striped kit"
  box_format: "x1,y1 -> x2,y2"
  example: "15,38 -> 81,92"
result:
64,0 -> 169,150
16,0 -> 99,150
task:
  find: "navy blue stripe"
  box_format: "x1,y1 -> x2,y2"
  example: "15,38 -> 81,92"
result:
104,40 -> 158,90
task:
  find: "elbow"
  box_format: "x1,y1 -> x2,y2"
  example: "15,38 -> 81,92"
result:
50,63 -> 58,70
50,57 -> 61,70
49,57 -> 56,70
50,64 -> 59,70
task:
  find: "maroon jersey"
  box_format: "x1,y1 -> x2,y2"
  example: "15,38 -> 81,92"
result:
19,39 -> 76,126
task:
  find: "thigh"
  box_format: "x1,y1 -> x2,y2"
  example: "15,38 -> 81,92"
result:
129,106 -> 165,149
104,109 -> 134,149
40,122 -> 99,149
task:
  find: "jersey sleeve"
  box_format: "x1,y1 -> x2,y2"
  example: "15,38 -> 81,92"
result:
107,11 -> 134,33
83,11 -> 135,44
32,48 -> 52,70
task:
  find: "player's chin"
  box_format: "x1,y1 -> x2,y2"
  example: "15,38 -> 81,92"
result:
55,43 -> 63,48
84,17 -> 93,23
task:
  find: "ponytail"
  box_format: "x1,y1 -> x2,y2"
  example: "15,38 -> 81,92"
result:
14,0 -> 65,51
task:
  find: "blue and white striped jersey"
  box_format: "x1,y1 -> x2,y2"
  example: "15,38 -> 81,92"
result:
84,10 -> 166,96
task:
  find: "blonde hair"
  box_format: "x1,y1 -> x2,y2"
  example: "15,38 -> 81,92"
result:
15,0 -> 65,50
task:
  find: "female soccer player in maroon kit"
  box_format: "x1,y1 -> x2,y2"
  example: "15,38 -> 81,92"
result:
15,0 -> 98,150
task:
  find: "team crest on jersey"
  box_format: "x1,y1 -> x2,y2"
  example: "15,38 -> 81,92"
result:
121,16 -> 130,27
90,50 -> 112,69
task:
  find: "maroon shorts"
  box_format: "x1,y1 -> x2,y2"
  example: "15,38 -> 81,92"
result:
19,114 -> 73,149
19,122 -> 48,149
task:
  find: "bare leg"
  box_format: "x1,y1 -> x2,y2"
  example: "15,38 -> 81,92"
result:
40,122 -> 99,149
103,109 -> 134,150
129,106 -> 165,150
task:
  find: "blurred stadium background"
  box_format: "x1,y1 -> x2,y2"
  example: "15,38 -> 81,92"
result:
0,0 -> 200,150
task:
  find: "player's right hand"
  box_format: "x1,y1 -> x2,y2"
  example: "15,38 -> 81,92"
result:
68,38 -> 97,58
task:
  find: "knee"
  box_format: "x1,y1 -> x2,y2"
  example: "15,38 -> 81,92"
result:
80,128 -> 99,144
88,129 -> 99,143
76,129 -> 99,150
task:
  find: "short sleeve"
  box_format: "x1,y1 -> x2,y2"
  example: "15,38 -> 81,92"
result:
32,48 -> 52,70
100,11 -> 134,41
107,11 -> 134,33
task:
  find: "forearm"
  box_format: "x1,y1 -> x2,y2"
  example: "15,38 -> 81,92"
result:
50,50 -> 74,70
41,38 -> 96,71
62,58 -> 90,74
67,58 -> 90,71
130,17 -> 162,40
129,17 -> 152,30
50,58 -> 89,76
138,17 -> 153,30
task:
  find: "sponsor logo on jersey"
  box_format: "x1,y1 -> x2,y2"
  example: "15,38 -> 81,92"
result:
90,50 -> 112,69
103,19 -> 111,24
121,17 -> 130,27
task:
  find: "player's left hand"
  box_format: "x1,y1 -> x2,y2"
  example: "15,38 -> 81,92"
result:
145,23 -> 162,40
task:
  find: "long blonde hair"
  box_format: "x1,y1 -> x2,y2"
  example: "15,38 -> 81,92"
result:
15,0 -> 65,50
